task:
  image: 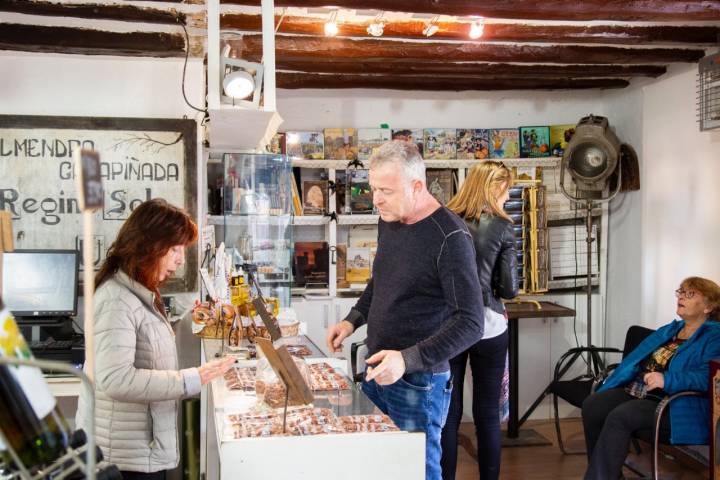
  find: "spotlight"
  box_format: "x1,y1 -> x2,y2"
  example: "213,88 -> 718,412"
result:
324,10 -> 339,37
422,16 -> 439,37
220,45 -> 264,107
469,18 -> 484,39
561,115 -> 621,199
223,71 -> 255,99
367,12 -> 385,37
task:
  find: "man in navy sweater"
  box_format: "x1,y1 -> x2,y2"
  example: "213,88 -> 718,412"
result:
327,140 -> 485,480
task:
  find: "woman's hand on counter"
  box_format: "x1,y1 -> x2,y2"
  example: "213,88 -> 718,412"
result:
199,356 -> 236,385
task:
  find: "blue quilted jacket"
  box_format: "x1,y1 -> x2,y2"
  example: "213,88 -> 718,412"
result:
598,319 -> 720,445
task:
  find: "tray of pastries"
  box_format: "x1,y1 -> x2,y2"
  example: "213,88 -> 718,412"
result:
307,362 -> 352,391
223,408 -> 399,439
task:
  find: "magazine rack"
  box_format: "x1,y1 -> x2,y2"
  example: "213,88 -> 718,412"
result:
0,356 -> 97,480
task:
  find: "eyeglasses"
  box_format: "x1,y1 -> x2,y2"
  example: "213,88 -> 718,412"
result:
675,289 -> 696,299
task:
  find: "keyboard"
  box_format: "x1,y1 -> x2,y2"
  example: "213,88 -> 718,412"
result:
30,339 -> 76,350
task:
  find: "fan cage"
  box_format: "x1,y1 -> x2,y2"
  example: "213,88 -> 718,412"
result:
697,52 -> 720,132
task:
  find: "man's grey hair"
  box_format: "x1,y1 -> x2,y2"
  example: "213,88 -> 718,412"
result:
369,140 -> 426,183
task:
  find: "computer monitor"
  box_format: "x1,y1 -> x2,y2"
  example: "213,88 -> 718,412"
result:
1,249 -> 79,321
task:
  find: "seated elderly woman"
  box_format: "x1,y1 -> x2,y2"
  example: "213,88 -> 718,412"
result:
582,276 -> 720,480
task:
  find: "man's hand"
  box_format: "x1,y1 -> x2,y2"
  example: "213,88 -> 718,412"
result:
326,320 -> 354,353
364,350 -> 406,385
643,372 -> 665,391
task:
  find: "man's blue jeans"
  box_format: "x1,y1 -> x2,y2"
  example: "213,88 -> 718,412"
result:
362,370 -> 452,480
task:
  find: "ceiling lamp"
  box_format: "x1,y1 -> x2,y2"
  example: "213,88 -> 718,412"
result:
367,12 -> 385,37
422,16 -> 439,37
469,18 -> 485,39
324,10 -> 339,37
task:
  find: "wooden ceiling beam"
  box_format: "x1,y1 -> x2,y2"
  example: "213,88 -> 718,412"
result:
0,0 -> 186,24
270,60 -> 667,79
224,0 -> 720,22
221,13 -> 720,45
276,72 -> 630,90
236,35 -> 705,65
0,24 -> 185,57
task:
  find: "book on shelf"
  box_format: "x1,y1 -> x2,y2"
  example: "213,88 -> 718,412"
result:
268,133 -> 285,155
426,169 -> 454,205
335,170 -> 347,214
349,225 -> 378,249
323,128 -> 358,160
302,180 -> 328,215
391,128 -> 425,156
349,169 -> 373,213
549,124 -> 576,157
290,171 -> 303,215
456,129 -> 490,159
336,243 -> 348,287
346,247 -> 371,283
424,128 -> 457,160
489,128 -> 520,159
358,128 -> 391,161
513,166 -> 543,183
286,131 -> 324,159
519,126 -> 551,158
293,241 -> 329,287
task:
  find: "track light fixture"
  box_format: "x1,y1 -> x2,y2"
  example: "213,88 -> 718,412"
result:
324,10 -> 339,37
367,12 -> 385,37
422,16 -> 440,37
469,17 -> 485,39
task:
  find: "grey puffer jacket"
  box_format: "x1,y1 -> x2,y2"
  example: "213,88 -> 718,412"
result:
76,271 -> 201,473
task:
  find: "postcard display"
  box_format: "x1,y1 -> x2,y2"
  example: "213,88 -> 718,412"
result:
201,338 -> 424,480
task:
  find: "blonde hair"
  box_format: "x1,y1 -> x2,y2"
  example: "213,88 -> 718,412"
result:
680,276 -> 720,320
447,161 -> 513,222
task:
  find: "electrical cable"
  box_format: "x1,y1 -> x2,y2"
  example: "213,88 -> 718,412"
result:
179,21 -> 208,115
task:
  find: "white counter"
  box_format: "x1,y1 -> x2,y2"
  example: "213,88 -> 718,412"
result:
201,338 -> 425,480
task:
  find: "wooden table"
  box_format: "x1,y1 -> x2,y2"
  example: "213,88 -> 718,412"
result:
505,301 -> 576,439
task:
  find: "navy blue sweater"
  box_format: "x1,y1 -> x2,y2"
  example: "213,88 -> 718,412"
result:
346,207 -> 485,374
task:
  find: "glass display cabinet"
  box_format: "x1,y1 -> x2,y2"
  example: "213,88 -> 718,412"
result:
216,152 -> 293,307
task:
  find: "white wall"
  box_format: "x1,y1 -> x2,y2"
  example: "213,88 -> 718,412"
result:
0,52 -> 205,119
640,64 -> 720,327
600,86 -> 644,348
277,88 -> 604,130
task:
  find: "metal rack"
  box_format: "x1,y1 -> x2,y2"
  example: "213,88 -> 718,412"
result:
0,356 -> 96,480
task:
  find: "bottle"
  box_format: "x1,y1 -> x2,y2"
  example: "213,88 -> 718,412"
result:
0,302 -> 71,472
256,183 -> 270,215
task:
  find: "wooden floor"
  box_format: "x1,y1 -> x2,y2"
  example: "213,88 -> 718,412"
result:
455,418 -> 706,480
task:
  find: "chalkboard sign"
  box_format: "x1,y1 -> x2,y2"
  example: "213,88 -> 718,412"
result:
76,149 -> 104,211
0,115 -> 197,292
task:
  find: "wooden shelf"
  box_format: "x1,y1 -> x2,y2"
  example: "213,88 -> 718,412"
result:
292,215 -> 329,226
337,214 -> 379,225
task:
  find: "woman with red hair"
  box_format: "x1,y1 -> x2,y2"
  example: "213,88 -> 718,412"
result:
76,199 -> 234,480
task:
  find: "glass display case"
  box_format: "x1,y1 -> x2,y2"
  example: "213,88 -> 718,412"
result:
218,152 -> 293,307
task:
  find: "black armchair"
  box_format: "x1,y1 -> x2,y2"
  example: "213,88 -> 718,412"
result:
628,390 -> 707,480
551,325 -> 655,454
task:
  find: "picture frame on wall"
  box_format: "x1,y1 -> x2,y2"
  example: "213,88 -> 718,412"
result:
0,114 -> 198,292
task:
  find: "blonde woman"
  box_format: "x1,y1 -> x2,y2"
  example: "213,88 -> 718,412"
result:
441,162 -> 518,480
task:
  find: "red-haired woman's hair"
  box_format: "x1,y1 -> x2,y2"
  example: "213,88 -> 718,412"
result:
95,198 -> 197,296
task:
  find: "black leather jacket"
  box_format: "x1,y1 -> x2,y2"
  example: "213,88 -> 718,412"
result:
465,214 -> 519,315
